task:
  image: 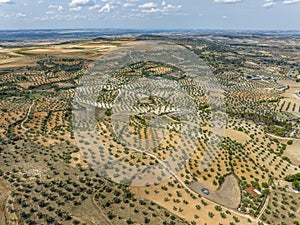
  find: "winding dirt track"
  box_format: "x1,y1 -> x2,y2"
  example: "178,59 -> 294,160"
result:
128,145 -> 267,224
91,181 -> 113,225
258,196 -> 270,220
21,100 -> 35,131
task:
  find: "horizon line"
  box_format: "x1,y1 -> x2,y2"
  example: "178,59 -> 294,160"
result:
0,28 -> 300,32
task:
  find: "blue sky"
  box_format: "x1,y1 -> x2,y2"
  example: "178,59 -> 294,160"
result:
0,0 -> 300,30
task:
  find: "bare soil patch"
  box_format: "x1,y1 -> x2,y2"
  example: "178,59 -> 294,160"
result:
189,174 -> 241,209
225,129 -> 251,144
0,58 -> 37,68
284,139 -> 300,165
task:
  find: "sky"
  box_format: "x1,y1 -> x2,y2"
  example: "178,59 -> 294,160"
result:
0,0 -> 300,30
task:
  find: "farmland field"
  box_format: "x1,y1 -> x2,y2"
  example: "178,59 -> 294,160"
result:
0,31 -> 300,225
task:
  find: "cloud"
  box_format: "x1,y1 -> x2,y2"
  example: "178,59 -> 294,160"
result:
16,12 -> 26,17
46,11 -> 55,14
141,8 -> 161,13
69,0 -> 95,7
0,0 -> 14,4
138,2 -> 157,8
58,6 -> 64,11
164,4 -> 181,9
214,0 -> 241,3
0,13 -> 10,18
262,0 -> 277,7
48,4 -> 64,12
99,3 -> 110,12
123,2 -> 135,7
261,0 -> 300,8
283,0 -> 300,3
89,4 -> 101,10
70,6 -> 82,11
140,3 -> 181,14
34,14 -> 79,22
